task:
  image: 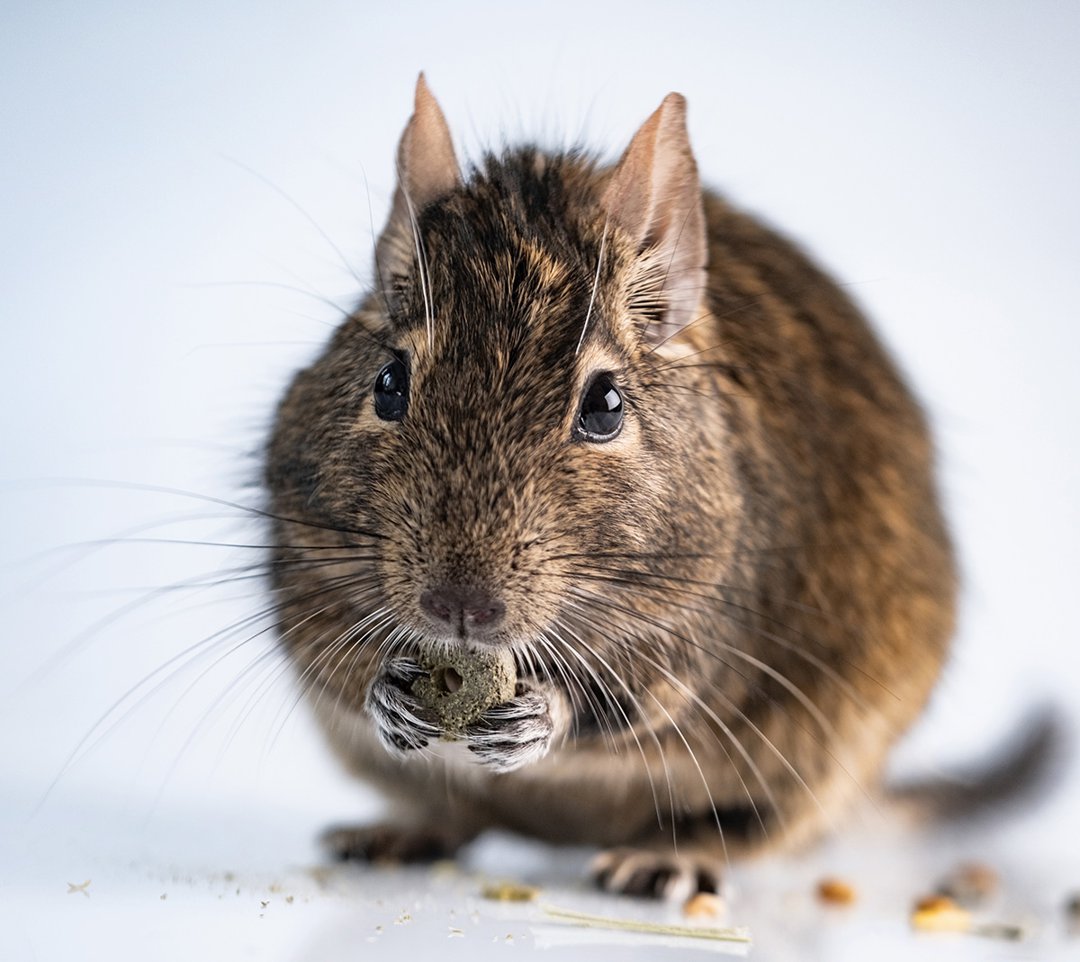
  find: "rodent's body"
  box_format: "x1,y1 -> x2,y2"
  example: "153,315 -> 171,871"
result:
266,79 -> 955,893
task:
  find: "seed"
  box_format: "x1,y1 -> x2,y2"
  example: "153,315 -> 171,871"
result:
937,862 -> 999,906
683,892 -> 726,919
911,894 -> 971,933
481,881 -> 539,902
816,878 -> 857,906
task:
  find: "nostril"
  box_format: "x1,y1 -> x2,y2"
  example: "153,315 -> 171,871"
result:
419,588 -> 454,624
465,599 -> 505,627
419,585 -> 506,633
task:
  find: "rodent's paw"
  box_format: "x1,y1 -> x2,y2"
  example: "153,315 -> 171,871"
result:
464,685 -> 554,773
590,847 -> 723,901
321,821 -> 464,864
365,658 -> 440,757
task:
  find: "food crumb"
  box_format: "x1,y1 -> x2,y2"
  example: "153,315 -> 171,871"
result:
449,926 -> 464,937
431,859 -> 459,877
66,880 -> 91,898
973,921 -> 1027,941
816,877 -> 857,906
394,913 -> 412,926
306,866 -> 336,890
374,925 -> 383,934
683,892 -> 726,919
285,895 -> 294,905
911,895 -> 971,933
481,881 -> 539,902
937,862 -> 999,906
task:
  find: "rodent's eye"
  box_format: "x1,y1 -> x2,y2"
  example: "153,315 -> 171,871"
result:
373,358 -> 409,422
575,373 -> 623,442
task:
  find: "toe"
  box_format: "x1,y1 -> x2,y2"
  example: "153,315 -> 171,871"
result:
590,847 -> 721,901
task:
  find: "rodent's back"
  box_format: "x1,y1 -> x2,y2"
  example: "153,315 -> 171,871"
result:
681,191 -> 956,839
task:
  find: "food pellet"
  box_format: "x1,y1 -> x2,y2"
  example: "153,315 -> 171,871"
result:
911,894 -> 971,933
412,648 -> 517,734
683,892 -> 726,919
816,878 -> 857,906
481,881 -> 539,902
937,861 -> 999,906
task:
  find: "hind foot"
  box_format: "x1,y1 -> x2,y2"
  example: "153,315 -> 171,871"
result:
321,822 -> 468,864
590,847 -> 723,901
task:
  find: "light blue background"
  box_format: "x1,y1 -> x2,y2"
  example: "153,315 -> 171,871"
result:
2,3 -> 1078,959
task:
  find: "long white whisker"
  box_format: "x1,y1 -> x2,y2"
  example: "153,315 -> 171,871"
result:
396,175 -> 434,350
554,604 -> 676,834
575,219 -> 608,355
642,687 -> 727,864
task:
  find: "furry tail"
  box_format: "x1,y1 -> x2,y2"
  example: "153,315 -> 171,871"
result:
888,708 -> 1069,822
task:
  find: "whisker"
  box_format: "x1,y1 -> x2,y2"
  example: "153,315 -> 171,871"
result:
566,587 -> 831,825
575,219 -> 608,355
395,175 -> 434,350
559,599 -> 770,840
544,606 -> 676,834
569,567 -> 896,710
219,154 -> 365,289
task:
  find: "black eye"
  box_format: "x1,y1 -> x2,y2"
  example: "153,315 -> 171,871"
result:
576,373 -> 623,442
373,358 -> 409,421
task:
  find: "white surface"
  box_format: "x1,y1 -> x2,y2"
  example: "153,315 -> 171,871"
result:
2,2 -> 1079,959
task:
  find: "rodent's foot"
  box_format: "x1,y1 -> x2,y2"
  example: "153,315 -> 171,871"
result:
590,847 -> 723,901
322,822 -> 465,864
365,657 -> 441,756
464,683 -> 555,773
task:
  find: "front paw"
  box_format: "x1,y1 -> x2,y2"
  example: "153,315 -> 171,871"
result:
365,658 -> 440,757
464,684 -> 556,773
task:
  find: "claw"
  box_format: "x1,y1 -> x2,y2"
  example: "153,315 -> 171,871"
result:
590,847 -> 723,901
366,658 -> 440,756
464,685 -> 554,772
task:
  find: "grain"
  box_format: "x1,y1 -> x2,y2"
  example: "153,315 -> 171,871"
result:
911,895 -> 971,933
682,892 -> 726,919
481,881 -> 539,902
937,862 -> 998,907
816,878 -> 857,906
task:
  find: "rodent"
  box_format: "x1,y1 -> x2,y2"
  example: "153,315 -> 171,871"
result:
264,74 -> 959,898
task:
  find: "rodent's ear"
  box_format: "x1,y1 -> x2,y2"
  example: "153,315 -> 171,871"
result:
375,74 -> 462,312
602,93 -> 707,346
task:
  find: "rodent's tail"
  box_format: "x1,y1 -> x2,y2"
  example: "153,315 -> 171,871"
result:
887,707 -> 1069,822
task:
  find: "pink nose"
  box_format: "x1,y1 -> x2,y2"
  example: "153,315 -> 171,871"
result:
419,585 -> 506,634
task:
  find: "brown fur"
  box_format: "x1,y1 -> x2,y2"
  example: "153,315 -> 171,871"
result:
264,80 -> 955,895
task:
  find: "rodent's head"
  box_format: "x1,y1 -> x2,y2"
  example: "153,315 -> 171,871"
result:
267,77 -> 735,705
